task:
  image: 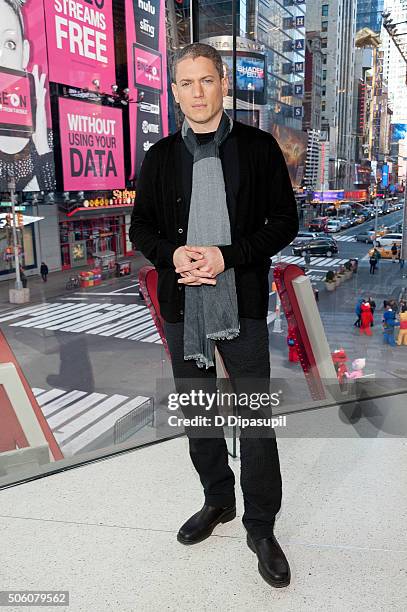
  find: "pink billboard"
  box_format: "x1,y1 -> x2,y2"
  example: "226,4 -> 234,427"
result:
0,69 -> 34,135
59,97 -> 125,190
133,45 -> 163,92
44,0 -> 116,93
0,0 -> 55,192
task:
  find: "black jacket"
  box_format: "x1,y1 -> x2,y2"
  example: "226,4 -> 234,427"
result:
129,120 -> 299,322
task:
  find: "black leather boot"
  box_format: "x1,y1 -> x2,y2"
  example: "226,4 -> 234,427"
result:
247,533 -> 291,588
177,503 -> 236,545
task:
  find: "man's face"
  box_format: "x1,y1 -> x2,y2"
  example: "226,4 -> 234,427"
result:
0,2 -> 29,70
171,56 -> 228,132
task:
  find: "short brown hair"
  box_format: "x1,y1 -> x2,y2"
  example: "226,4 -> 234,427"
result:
172,43 -> 224,83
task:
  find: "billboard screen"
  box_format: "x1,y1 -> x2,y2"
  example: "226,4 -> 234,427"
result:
392,123 -> 407,142
125,0 -> 168,180
58,97 -> 125,191
270,124 -> 308,189
223,55 -> 265,92
0,0 -> 55,192
44,0 -> 116,92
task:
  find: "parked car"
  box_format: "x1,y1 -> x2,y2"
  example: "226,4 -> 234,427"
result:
326,219 -> 342,233
308,217 -> 329,232
374,233 -> 402,248
292,237 -> 339,257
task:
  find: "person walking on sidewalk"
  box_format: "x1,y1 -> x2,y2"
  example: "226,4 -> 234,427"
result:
19,264 -> 27,289
391,243 -> 398,262
368,296 -> 376,326
40,262 -> 49,282
369,248 -> 380,274
129,42 -> 298,589
354,297 -> 364,328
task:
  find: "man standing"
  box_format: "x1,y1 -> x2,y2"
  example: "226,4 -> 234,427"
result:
130,43 -> 298,588
40,262 -> 49,282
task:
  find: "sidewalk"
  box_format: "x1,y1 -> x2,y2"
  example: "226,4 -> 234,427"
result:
0,254 -> 147,309
1,431 -> 406,611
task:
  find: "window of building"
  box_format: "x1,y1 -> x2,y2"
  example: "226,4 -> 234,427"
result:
321,21 -> 328,32
322,101 -> 326,111
322,69 -> 327,80
322,4 -> 329,16
321,39 -> 327,49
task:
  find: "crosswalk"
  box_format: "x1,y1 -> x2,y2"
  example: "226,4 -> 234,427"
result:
274,255 -> 350,268
32,387 -> 151,456
0,301 -> 163,344
334,235 -> 358,242
0,301 -> 281,341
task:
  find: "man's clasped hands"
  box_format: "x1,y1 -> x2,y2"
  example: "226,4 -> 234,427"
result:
173,245 -> 225,286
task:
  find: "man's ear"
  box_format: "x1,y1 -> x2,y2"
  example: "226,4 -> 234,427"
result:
221,76 -> 229,97
22,39 -> 30,71
171,82 -> 179,104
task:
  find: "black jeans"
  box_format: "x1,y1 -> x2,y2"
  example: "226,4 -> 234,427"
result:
163,318 -> 282,541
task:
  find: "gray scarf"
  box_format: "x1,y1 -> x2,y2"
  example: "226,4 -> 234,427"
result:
181,111 -> 240,369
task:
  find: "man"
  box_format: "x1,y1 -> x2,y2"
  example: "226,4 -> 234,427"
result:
40,262 -> 49,282
129,43 -> 298,588
391,242 -> 398,262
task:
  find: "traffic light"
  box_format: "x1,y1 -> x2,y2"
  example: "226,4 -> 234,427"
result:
17,213 -> 24,227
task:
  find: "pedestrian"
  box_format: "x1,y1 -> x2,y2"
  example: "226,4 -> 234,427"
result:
382,305 -> 399,346
360,301 -> 373,336
129,43 -> 298,588
389,298 -> 399,315
368,296 -> 376,326
40,261 -> 49,282
399,300 -> 407,313
391,243 -> 398,262
19,264 -> 27,289
369,248 -> 380,274
354,297 -> 364,328
396,310 -> 407,346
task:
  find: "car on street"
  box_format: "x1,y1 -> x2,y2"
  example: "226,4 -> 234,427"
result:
326,219 -> 342,233
354,230 -> 374,243
292,237 -> 339,257
374,233 -> 402,248
339,218 -> 352,229
308,217 -> 329,232
291,231 -> 321,246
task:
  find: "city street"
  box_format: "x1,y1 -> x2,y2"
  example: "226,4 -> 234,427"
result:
0,210 -> 405,458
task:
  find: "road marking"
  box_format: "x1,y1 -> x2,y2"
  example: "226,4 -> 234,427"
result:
32,386 -> 151,455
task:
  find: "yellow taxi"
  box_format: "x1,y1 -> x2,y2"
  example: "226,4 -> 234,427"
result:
368,246 -> 400,259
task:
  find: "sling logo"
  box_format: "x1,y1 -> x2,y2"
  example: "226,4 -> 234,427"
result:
140,18 -> 155,37
143,140 -> 154,151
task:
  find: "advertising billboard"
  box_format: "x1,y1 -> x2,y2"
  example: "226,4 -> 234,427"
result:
270,124 -> 308,190
44,0 -> 116,92
125,0 -> 168,180
392,123 -> 407,142
0,0 -> 55,192
58,97 -> 125,191
222,55 -> 265,92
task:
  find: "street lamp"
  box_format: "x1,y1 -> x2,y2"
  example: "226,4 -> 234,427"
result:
7,172 -> 23,292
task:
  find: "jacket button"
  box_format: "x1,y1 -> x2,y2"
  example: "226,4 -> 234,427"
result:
180,309 -> 184,315
178,228 -> 183,234
176,197 -> 182,203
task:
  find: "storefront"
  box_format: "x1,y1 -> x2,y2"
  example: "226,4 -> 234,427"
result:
0,206 -> 39,279
58,192 -> 135,270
